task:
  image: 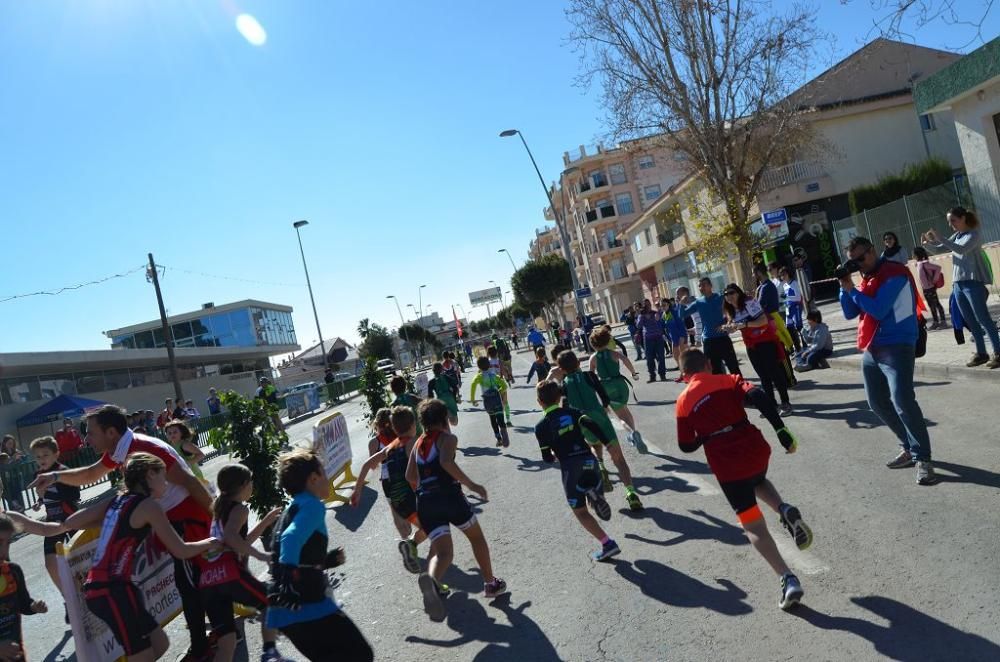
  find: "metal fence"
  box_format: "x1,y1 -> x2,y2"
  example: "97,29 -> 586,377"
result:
831,167 -> 1000,258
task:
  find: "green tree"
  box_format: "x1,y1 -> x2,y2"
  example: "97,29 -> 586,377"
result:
511,254 -> 573,324
358,321 -> 394,360
359,356 -> 390,425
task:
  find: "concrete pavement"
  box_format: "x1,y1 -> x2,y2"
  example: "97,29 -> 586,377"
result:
18,347 -> 1000,661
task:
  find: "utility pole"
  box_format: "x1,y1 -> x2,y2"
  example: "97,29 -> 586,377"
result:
147,253 -> 183,403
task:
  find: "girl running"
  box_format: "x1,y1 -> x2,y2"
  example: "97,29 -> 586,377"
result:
163,420 -> 208,483
587,327 -> 648,454
201,464 -> 287,662
11,453 -> 219,662
525,347 -> 552,384
428,362 -> 460,426
484,347 -> 513,426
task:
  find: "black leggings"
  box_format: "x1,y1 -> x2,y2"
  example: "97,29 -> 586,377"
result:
924,288 -> 946,324
488,412 -> 509,442
281,611 -> 373,662
747,341 -> 790,406
703,336 -> 741,375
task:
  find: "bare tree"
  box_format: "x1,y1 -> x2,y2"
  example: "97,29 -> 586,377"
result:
568,0 -> 824,284
844,0 -> 996,48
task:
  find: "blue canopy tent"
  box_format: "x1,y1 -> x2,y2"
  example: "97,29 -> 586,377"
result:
16,394 -> 108,428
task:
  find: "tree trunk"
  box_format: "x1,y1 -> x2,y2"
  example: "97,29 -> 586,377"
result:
729,210 -> 757,290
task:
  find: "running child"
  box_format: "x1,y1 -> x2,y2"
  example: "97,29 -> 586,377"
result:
675,349 -> 813,610
267,450 -> 373,662
0,514 -> 47,660
390,375 -> 423,436
525,347 -> 552,384
587,327 -> 648,454
469,356 -> 510,448
533,381 -> 619,562
28,435 -> 80,606
11,453 -> 219,661
556,350 -> 643,511
492,334 -> 515,383
428,363 -> 460,426
200,464 -> 287,662
164,419 -> 210,487
405,399 -> 507,622
441,352 -> 463,402
349,407 -> 427,574
485,346 -> 513,425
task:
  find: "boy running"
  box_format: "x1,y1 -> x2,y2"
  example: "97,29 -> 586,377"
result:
405,400 -> 507,622
533,382 -> 619,562
390,375 -> 423,437
485,347 -> 513,424
492,334 -> 515,383
555,350 -> 644,512
0,515 -> 47,660
525,347 -> 552,384
587,327 -> 648,454
29,436 -> 80,606
675,349 -> 813,610
350,407 -> 428,574
428,363 -> 460,426
469,357 -> 510,448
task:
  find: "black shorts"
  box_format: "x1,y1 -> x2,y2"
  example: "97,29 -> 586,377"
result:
560,455 -> 601,509
43,531 -> 70,556
84,582 -> 159,656
719,472 -> 767,518
204,568 -> 269,636
416,490 -> 476,541
390,491 -> 418,522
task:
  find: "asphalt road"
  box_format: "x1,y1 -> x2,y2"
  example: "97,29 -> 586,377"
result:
19,343 -> 1000,661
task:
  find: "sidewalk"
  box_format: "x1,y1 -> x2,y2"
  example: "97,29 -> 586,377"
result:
817,298 -> 1000,383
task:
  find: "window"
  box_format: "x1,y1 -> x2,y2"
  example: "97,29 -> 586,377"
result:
643,184 -> 662,201
39,374 -> 76,400
608,163 -> 627,185
615,192 -> 634,215
75,372 -> 106,395
0,377 -> 41,404
103,370 -> 132,391
589,169 -> 608,188
919,113 -> 936,132
643,228 -> 653,246
673,151 -> 688,161
634,235 -> 642,252
134,330 -> 155,349
638,155 -> 655,170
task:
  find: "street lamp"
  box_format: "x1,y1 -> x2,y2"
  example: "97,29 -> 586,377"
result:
498,248 -> 517,271
418,284 -> 427,326
386,295 -> 411,368
500,128 -> 585,324
292,220 -> 328,372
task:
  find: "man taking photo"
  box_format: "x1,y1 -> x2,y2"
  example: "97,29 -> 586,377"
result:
838,236 -> 937,485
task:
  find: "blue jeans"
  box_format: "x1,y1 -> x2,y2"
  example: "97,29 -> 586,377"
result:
953,280 -> 1000,356
644,337 -> 666,378
862,344 -> 932,461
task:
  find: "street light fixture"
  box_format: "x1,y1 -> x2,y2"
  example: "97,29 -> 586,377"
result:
418,284 -> 427,326
386,295 -> 411,368
500,128 -> 585,324
498,248 -> 517,271
292,220 -> 328,372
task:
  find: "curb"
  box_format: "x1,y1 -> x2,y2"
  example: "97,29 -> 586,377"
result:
826,355 -> 1000,383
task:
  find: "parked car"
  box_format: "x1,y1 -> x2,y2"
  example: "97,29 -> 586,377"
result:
376,359 -> 395,373
282,381 -> 319,396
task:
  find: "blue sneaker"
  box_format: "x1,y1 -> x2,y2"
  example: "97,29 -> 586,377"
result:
630,430 -> 648,455
590,539 -> 621,562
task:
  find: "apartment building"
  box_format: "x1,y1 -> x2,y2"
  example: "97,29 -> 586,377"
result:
528,226 -> 562,260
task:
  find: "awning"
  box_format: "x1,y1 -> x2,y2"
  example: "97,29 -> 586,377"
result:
16,394 -> 108,427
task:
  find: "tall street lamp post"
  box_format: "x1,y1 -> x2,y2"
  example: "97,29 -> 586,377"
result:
386,295 -> 411,368
498,248 -> 517,271
500,129 -> 585,325
292,220 -> 328,372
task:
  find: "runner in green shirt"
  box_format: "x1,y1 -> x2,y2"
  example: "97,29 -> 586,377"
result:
588,326 -> 648,454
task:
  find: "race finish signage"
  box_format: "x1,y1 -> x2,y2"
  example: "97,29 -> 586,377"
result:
576,286 -> 592,298
469,287 -> 502,306
58,528 -> 182,662
313,411 -> 358,503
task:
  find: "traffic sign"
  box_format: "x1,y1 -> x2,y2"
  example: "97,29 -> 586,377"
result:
576,287 -> 592,298
763,208 -> 788,224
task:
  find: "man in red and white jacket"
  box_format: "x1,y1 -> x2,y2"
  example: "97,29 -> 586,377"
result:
30,404 -> 215,661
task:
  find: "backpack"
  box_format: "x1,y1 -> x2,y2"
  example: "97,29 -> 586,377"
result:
480,375 -> 503,413
923,262 -> 944,289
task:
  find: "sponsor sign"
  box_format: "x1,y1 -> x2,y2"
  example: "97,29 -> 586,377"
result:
469,287 -> 503,306
576,286 -> 592,298
313,411 -> 351,488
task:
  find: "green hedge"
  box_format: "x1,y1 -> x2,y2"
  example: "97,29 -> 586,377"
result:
849,158 -> 955,215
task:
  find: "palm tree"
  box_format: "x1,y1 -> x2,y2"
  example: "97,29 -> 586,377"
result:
357,318 -> 371,340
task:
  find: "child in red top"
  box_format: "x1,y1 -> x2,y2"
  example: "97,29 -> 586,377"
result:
675,349 -> 812,611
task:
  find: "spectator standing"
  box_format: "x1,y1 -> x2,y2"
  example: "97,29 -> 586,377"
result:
683,278 -> 741,376
527,327 -> 546,351
636,302 -> 667,382
156,399 -> 174,430
206,388 -> 223,416
171,399 -> 187,420
754,264 -> 797,388
923,207 -> 1000,368
619,304 -> 642,360
913,247 -> 947,330
183,399 -> 200,421
780,267 -> 804,352
721,284 -> 791,414
54,419 -> 84,455
881,232 -> 909,264
839,236 -> 937,485
324,369 -> 335,385
0,436 -> 26,512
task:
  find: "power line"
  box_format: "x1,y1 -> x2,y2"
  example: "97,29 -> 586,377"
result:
0,265 -> 146,303
159,264 -> 303,288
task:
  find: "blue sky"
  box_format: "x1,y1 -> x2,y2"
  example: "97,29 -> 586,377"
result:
2,1 -> 997,353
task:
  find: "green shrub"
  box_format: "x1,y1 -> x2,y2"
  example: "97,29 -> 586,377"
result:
849,158 -> 955,214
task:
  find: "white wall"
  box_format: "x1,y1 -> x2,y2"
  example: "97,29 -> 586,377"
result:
1,373 -> 259,449
950,80 -> 1000,234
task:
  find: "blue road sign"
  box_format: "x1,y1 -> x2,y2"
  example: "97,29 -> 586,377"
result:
576,287 -> 592,298
762,208 -> 788,225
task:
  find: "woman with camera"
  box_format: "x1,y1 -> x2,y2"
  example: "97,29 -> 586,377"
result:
721,284 -> 793,415
922,206 -> 1000,369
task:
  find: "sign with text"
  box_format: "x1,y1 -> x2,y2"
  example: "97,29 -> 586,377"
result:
469,287 -> 502,306
313,411 -> 352,491
575,286 -> 592,298
413,372 -> 429,399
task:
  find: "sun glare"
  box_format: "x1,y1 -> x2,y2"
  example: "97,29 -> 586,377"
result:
235,13 -> 266,46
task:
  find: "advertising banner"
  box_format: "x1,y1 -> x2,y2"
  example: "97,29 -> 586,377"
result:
312,411 -> 353,502
469,287 -> 502,306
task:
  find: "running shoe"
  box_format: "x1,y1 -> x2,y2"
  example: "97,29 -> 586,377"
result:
398,538 -> 420,574
600,465 -> 613,493
646,377 -> 656,384
886,449 -> 915,469
418,573 -> 447,622
779,505 -> 813,550
495,436 -> 503,448
779,573 -> 804,611
591,539 -> 621,562
625,490 -> 643,512
260,648 -> 293,662
988,354 -> 1000,370
483,577 -> 509,599
437,582 -> 452,598
630,430 -> 649,455
586,488 -> 612,521
506,419 -> 513,426
916,461 -> 940,486
967,353 -> 988,367
779,403 -> 793,417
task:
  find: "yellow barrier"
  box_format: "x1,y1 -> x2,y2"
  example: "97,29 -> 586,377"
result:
312,410 -> 363,504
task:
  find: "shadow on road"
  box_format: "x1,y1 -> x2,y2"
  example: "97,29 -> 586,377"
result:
790,400 -> 937,430
459,446 -> 503,458
611,559 -> 753,616
932,460 -> 1000,489
625,507 -> 747,548
794,379 -> 950,391
634,399 -> 677,407
792,596 -> 1000,660
647,452 -> 714,476
405,594 -> 561,661
630,473 -> 699,496
500,453 -> 556,473
331,485 -> 377,532
41,631 -> 73,662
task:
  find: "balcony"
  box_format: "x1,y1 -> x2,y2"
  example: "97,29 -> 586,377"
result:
593,239 -> 625,256
758,160 -> 826,192
586,204 -> 617,224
